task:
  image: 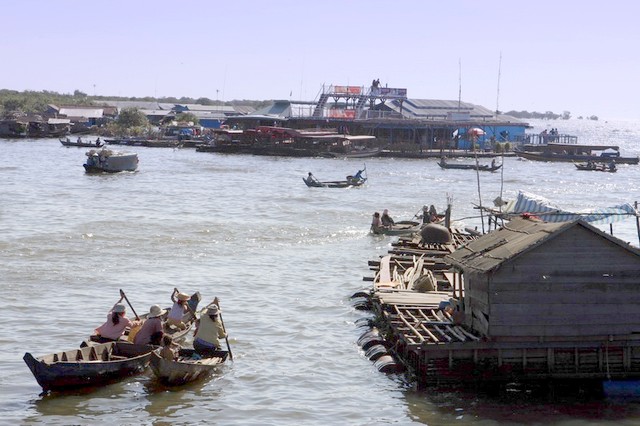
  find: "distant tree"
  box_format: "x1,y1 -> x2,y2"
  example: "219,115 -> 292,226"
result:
196,97 -> 214,105
116,107 -> 149,127
73,89 -> 88,98
175,112 -> 199,125
2,97 -> 26,113
562,111 -> 571,120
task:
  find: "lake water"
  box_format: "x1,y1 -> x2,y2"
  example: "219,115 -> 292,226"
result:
2,118 -> 640,425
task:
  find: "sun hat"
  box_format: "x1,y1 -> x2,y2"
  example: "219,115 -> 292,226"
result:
113,304 -> 126,313
206,305 -> 220,315
177,292 -> 190,301
149,304 -> 166,318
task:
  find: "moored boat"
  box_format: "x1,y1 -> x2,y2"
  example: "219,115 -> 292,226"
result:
514,143 -> 639,164
83,148 -> 139,173
23,341 -> 155,392
149,348 -> 228,386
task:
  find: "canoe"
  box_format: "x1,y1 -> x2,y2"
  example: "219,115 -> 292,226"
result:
23,341 -> 155,392
149,348 -> 228,386
60,138 -> 104,148
438,160 -> 502,171
303,176 -> 366,188
371,220 -> 421,236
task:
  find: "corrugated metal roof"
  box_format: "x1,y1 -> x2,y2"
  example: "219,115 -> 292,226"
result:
58,107 -> 104,118
445,217 -> 640,273
384,99 -> 502,120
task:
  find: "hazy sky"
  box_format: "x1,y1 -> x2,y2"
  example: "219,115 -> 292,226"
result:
2,1 -> 639,120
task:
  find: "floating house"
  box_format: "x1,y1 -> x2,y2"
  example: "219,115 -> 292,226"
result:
440,216 -> 640,383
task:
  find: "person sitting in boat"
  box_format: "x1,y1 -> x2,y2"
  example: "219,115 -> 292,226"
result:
381,209 -> 395,229
159,335 -> 178,361
587,160 -> 595,169
307,172 -> 320,184
94,301 -> 141,343
133,304 -> 166,346
167,291 -> 191,330
193,304 -> 226,356
347,169 -> 365,184
371,212 -> 382,232
77,136 -> 82,143
609,159 -> 617,171
95,137 -> 101,146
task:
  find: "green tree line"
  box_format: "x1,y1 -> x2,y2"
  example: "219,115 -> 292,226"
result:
0,89 -> 270,117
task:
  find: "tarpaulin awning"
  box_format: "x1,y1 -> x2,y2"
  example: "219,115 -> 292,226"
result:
503,191 -> 638,225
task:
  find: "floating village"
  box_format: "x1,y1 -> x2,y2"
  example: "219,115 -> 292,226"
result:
7,81 -> 640,394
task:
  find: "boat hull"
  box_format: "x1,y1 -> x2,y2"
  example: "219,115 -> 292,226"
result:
84,151 -> 139,173
23,342 -> 154,392
515,150 -> 638,164
303,177 -> 366,188
149,349 -> 227,386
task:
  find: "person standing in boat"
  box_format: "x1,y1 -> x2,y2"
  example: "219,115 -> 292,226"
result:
167,291 -> 190,330
133,304 -> 166,346
381,209 -> 395,228
94,301 -> 141,343
193,304 -> 226,356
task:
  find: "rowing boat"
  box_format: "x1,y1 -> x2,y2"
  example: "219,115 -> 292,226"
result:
23,341 -> 155,392
149,348 -> 228,386
303,175 -> 366,188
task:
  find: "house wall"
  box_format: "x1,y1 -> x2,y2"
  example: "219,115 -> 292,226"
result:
464,226 -> 640,339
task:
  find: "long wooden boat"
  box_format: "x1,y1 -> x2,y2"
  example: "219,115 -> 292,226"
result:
303,176 -> 366,188
515,143 -> 639,164
149,348 -> 228,386
23,341 -> 155,392
60,138 -> 104,148
438,159 -> 502,171
371,220 -> 421,236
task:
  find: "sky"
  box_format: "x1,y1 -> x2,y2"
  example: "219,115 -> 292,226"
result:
2,1 -> 639,120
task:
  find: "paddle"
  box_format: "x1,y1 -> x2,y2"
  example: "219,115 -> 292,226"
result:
212,297 -> 233,361
119,289 -> 140,320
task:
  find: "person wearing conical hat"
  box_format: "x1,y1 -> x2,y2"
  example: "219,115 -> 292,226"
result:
133,304 -> 166,345
193,303 -> 226,356
94,300 -> 141,343
167,291 -> 191,330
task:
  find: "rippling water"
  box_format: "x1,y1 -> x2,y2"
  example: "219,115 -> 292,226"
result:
2,119 -> 640,425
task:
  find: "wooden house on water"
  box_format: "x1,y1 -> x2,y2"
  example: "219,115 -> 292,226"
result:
437,216 -> 640,385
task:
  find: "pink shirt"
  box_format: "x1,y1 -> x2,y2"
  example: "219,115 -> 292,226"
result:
95,312 -> 133,340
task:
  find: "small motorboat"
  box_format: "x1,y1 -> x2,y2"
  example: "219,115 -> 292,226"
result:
83,148 -> 139,173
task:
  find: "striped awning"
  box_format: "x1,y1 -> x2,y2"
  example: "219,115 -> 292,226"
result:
503,191 -> 638,224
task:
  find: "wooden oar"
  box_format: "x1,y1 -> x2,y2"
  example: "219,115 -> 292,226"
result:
119,289 -> 140,320
212,297 -> 233,361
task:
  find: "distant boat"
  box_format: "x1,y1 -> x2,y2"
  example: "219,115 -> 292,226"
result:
83,149 -> 139,173
438,158 -> 502,172
60,137 -> 104,148
303,173 -> 366,188
574,162 -> 617,172
514,142 -> 639,164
